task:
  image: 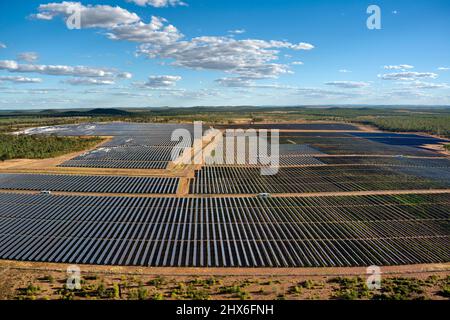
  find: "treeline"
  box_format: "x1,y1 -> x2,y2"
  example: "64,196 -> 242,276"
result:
363,115 -> 450,138
0,134 -> 102,161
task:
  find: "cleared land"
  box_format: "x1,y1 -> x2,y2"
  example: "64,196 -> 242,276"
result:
0,260 -> 448,300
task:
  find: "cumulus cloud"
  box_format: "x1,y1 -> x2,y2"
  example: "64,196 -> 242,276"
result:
383,64 -> 414,70
106,16 -> 182,44
408,81 -> 449,89
17,52 -> 39,63
33,2 -> 140,28
0,59 -> 128,78
138,37 -> 314,79
0,76 -> 43,84
215,77 -> 254,88
33,3 -> 314,82
63,78 -> 115,85
325,81 -> 370,89
438,67 -> 450,71
116,72 -> 133,79
380,72 -> 438,81
339,69 -> 351,73
127,0 -> 187,7
292,61 -> 304,65
138,75 -> 182,88
0,42 -> 6,49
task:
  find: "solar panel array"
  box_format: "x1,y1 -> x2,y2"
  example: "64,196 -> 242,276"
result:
279,133 -> 443,157
0,174 -> 179,194
0,193 -> 448,267
319,156 -> 450,167
190,165 -> 450,194
215,123 -> 360,131
55,123 -> 197,170
59,146 -> 184,170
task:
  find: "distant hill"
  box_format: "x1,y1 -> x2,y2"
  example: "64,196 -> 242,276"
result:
45,108 -> 133,117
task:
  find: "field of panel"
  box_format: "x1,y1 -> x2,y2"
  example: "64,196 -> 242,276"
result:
0,193 -> 448,267
190,165 -> 450,194
279,135 -> 441,157
349,132 -> 449,147
22,122 -> 198,138
319,156 -> 450,167
29,122 -> 197,170
103,136 -> 190,148
0,174 -> 179,194
215,123 -> 361,131
207,133 -> 325,166
59,146 -> 185,170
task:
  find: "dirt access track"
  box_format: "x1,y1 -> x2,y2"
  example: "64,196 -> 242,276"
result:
1,260 -> 448,277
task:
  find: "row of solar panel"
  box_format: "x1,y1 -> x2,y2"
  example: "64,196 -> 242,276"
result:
0,174 -> 179,194
190,165 -> 450,194
59,160 -> 170,170
0,193 -> 448,267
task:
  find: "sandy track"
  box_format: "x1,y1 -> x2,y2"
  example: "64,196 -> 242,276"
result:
0,259 -> 448,277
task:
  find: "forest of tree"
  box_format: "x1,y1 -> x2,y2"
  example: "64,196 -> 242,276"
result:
0,134 -> 102,161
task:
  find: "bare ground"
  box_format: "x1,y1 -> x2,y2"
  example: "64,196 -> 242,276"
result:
0,260 -> 448,300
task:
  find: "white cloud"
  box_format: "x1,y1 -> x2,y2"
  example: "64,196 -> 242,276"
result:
0,43 -> 6,49
138,37 -> 314,80
0,59 -> 128,78
127,0 -> 187,7
292,61 -> 304,66
138,75 -> 182,88
408,81 -> 449,89
325,81 -> 370,89
0,76 -> 43,84
63,78 -> 115,85
116,72 -> 133,79
107,16 -> 183,44
228,29 -> 246,35
215,77 -> 295,90
215,77 -> 254,88
380,71 -> 438,81
33,2 -> 140,28
339,69 -> 351,73
384,89 -> 430,99
295,87 -> 363,99
17,52 -> 39,63
33,4 -> 314,83
438,67 -> 450,71
383,64 -> 414,70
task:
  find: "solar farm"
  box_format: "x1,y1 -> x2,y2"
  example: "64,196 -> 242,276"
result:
0,121 -> 449,269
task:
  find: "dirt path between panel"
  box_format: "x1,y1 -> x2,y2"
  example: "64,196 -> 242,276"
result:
1,188 -> 449,199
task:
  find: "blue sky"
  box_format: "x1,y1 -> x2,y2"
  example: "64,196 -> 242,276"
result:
0,0 -> 449,109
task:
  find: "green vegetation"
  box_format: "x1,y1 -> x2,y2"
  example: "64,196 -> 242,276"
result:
129,285 -> 149,300
329,277 -> 371,300
170,283 -> 210,300
0,134 -> 102,161
366,115 -> 450,137
10,273 -> 450,300
445,144 -> 450,151
16,283 -> 41,300
371,278 -> 427,300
